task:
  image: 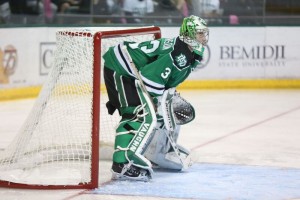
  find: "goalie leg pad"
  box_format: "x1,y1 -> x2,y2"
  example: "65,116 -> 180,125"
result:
145,125 -> 191,171
112,80 -> 157,181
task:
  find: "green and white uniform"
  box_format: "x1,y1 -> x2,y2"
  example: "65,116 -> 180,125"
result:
103,36 -> 203,174
103,37 -> 203,96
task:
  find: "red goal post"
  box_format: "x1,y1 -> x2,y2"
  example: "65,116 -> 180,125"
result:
0,27 -> 161,189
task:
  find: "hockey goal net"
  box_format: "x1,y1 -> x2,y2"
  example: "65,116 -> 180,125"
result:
0,27 -> 161,189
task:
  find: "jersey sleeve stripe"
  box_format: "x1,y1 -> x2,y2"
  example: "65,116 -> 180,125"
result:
140,73 -> 165,89
114,44 -> 135,77
140,73 -> 165,95
144,85 -> 164,95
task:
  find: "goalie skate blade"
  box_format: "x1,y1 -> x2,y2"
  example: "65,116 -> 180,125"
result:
111,171 -> 151,182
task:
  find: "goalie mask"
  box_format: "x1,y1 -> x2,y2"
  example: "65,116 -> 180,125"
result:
179,15 -> 209,56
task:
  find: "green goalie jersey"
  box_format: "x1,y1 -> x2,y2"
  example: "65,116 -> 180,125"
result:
103,37 -> 204,97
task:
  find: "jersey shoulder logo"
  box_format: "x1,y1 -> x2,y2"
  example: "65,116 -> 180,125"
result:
175,54 -> 187,67
162,39 -> 174,50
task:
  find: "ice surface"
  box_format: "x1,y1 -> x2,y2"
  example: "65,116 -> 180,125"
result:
94,163 -> 300,200
0,90 -> 300,200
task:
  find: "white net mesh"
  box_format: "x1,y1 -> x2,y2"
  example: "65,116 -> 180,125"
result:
0,28 -> 157,187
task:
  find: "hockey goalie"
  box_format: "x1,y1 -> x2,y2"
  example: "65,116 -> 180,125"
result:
102,15 -> 209,181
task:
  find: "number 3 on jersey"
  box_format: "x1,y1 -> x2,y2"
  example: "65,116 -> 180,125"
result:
161,67 -> 171,79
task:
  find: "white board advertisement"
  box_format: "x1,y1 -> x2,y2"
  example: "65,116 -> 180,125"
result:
0,26 -> 300,89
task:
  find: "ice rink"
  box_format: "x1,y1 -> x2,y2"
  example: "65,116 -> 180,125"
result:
0,89 -> 300,200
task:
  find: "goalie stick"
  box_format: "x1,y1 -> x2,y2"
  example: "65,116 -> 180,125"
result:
121,45 -> 191,170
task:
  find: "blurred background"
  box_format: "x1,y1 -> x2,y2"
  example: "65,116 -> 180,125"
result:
0,0 -> 300,27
